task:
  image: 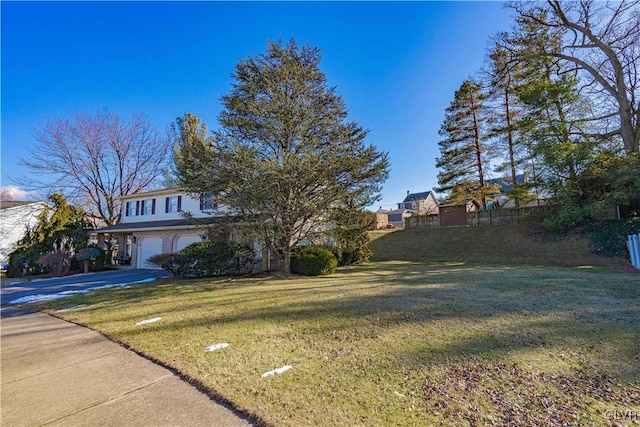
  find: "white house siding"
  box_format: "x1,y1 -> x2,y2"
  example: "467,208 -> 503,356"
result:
96,187 -> 265,271
0,202 -> 49,264
120,188 -> 224,224
173,234 -> 203,252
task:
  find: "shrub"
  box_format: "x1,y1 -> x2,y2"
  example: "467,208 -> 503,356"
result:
583,218 -> 640,257
76,247 -> 105,273
147,253 -> 182,276
229,242 -> 256,275
148,241 -> 256,278
76,247 -> 102,261
179,241 -> 236,277
319,244 -> 342,265
339,246 -> 372,266
542,204 -> 589,234
38,250 -> 72,277
291,246 -> 337,276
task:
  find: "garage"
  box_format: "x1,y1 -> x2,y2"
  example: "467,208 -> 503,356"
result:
138,237 -> 163,269
174,234 -> 202,252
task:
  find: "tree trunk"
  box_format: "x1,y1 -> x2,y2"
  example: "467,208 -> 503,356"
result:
282,250 -> 291,275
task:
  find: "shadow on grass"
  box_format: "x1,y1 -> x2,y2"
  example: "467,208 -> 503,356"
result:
41,262 -> 639,383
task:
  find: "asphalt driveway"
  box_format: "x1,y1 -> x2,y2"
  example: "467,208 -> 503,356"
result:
0,269 -> 171,306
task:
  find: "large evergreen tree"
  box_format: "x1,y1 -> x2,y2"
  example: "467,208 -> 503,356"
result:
174,40 -> 389,274
436,80 -> 498,206
485,43 -> 538,206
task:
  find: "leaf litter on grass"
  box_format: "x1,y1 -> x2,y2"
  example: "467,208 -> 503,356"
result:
421,356 -> 640,426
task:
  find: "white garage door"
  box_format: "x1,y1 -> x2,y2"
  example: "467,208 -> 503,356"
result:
138,237 -> 163,269
174,235 -> 202,252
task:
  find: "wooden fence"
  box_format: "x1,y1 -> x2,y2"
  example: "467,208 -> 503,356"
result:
405,215 -> 440,229
406,206 -> 617,229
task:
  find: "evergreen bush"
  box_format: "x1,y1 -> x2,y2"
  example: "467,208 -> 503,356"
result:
583,218 -> 640,257
291,246 -> 337,276
147,253 -> 182,276
147,241 -> 255,278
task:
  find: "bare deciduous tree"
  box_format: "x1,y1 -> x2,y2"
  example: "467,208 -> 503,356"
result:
22,112 -> 171,226
509,0 -> 640,154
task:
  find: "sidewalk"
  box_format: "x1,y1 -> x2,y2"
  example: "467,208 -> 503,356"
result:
1,307 -> 254,427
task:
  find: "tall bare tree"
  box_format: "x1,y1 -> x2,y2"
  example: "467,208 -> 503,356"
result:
22,112 -> 171,226
508,0 -> 640,155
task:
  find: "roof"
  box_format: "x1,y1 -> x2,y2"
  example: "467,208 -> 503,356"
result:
386,209 -> 416,215
119,186 -> 183,200
402,191 -> 433,203
0,201 -> 44,210
95,217 -> 223,233
485,174 -> 526,192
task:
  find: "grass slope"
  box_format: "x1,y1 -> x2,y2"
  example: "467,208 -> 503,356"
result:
25,260 -> 639,426
369,224 -> 631,269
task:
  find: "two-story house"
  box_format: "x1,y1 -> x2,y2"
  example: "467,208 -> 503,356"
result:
385,191 -> 439,227
94,188 -> 235,269
397,191 -> 439,215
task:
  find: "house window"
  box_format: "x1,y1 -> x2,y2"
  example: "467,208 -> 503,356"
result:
126,201 -> 137,217
166,196 -> 181,213
200,193 -> 216,210
142,199 -> 155,215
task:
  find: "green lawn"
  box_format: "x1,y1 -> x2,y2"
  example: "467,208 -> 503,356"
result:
26,261 -> 639,426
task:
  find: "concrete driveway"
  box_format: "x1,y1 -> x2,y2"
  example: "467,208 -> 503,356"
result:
0,269 -> 171,306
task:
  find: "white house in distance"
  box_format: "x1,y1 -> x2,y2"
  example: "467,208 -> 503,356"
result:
94,187 -> 260,269
0,200 -> 49,266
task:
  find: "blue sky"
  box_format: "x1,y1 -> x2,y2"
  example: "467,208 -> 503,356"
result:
2,1 -> 514,209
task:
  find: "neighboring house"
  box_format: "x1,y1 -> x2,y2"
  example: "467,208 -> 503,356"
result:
397,191 -> 439,215
0,201 -> 49,265
438,200 -> 480,227
365,211 -> 389,230
484,173 -> 531,208
385,190 -> 439,228
386,209 -> 416,228
94,188 -> 253,269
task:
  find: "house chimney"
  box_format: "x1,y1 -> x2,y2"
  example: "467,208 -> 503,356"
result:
407,190 -> 410,196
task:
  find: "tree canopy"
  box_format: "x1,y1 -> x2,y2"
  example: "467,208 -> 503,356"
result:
435,0 -> 640,227
22,111 -> 171,227
174,40 -> 389,273
436,80 -> 498,206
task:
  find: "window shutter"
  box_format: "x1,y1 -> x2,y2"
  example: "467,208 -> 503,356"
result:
177,196 -> 182,212
165,197 -> 169,213
152,199 -> 156,214
136,201 -> 140,216
199,195 -> 204,211
125,201 -> 130,217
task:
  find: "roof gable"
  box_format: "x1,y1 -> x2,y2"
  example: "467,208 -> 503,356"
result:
402,191 -> 433,203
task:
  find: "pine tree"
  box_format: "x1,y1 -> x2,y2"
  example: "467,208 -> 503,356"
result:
435,80 -> 498,207
485,43 -> 536,206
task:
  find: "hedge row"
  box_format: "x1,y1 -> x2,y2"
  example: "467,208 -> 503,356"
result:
148,241 -> 255,278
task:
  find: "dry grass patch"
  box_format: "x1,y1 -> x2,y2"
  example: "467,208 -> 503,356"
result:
26,262 -> 639,426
